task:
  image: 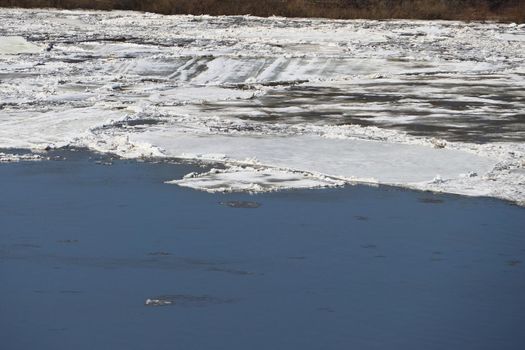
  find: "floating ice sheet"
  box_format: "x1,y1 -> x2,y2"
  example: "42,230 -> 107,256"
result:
0,36 -> 42,55
0,9 -> 524,204
139,132 -> 494,184
0,107 -> 126,149
169,166 -> 345,193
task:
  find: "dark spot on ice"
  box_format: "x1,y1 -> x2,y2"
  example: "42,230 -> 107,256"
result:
220,201 -> 261,209
354,215 -> 369,221
419,197 -> 444,204
374,255 -> 386,258
123,118 -> 164,127
507,260 -> 521,267
105,118 -> 166,131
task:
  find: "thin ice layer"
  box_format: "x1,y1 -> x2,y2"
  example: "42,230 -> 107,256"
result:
0,36 -> 42,55
134,131 -> 495,184
169,166 -> 345,193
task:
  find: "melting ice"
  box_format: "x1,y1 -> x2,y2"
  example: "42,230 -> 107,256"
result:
0,9 -> 524,204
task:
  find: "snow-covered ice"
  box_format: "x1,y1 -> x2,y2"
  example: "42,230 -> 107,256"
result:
0,152 -> 44,163
0,36 -> 42,55
0,107 -> 126,149
168,166 -> 346,193
0,9 -> 524,204
140,131 -> 494,183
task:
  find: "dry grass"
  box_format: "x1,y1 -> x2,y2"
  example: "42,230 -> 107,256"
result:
0,0 -> 523,22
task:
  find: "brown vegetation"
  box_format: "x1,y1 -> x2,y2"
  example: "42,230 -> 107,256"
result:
0,0 -> 523,22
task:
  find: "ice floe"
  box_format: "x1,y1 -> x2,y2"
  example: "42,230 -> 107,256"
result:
0,152 -> 45,163
168,166 -> 345,193
0,107 -> 127,150
0,36 -> 42,55
0,9 -> 524,204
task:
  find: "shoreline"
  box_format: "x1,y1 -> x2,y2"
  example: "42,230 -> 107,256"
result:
0,1 -> 524,23
2,147 -> 523,207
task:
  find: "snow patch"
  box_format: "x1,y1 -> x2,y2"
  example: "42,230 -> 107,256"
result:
0,36 -> 42,55
168,166 -> 345,193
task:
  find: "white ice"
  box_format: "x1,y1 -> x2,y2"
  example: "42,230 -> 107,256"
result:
0,107 -> 126,149
169,166 -> 345,193
0,36 -> 42,55
0,152 -> 44,163
135,132 -> 494,183
0,9 -> 524,205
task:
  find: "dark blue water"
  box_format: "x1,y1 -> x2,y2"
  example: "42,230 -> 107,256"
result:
1,152 -> 524,350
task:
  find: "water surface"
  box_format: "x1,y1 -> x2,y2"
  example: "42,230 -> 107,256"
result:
1,152 -> 524,350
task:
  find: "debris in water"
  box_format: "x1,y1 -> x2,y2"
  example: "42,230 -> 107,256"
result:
220,200 -> 261,208
144,294 -> 236,307
418,197 -> 444,204
144,298 -> 173,307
